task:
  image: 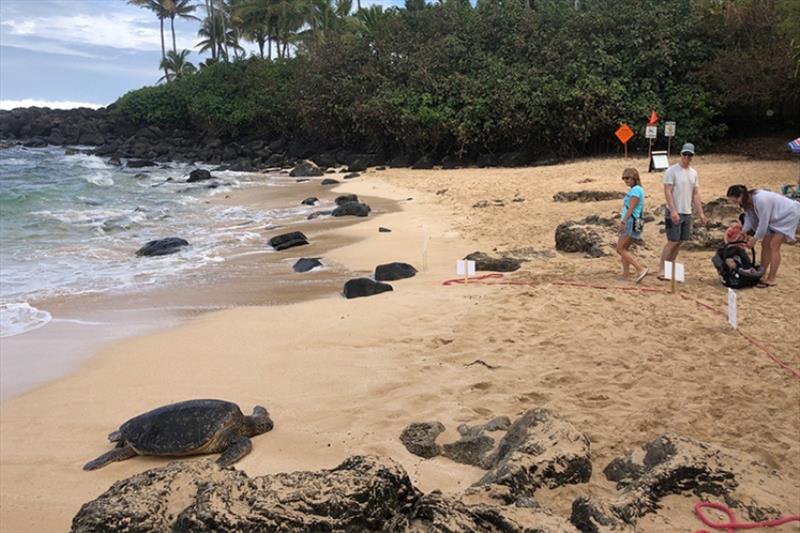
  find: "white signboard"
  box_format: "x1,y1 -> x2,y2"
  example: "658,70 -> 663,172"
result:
645,125 -> 657,139
456,260 -> 476,276
664,261 -> 685,282
728,288 -> 737,329
650,150 -> 669,171
664,121 -> 676,137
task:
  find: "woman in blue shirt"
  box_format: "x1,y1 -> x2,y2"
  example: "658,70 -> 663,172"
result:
617,168 -> 648,283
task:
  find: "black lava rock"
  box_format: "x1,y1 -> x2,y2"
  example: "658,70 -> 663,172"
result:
375,262 -> 417,281
343,278 -> 393,299
293,258 -> 323,272
335,194 -> 358,206
187,169 -> 212,182
136,237 -> 189,257
268,231 -> 309,251
332,202 -> 371,217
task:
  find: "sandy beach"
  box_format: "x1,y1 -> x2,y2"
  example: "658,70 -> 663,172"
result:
1,155 -> 798,531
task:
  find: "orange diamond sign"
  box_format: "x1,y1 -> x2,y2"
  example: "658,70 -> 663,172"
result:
615,123 -> 634,144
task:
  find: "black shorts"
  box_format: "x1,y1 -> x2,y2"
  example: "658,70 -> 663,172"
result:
665,211 -> 692,241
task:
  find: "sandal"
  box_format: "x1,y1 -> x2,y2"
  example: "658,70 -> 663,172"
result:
756,281 -> 772,288
635,269 -> 649,284
656,274 -> 668,282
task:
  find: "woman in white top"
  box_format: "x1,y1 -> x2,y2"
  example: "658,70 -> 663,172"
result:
727,184 -> 800,287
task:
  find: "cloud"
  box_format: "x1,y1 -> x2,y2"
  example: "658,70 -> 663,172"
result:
0,99 -> 106,110
1,12 -> 197,54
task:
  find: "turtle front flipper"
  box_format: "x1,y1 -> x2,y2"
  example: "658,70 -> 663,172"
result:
216,436 -> 252,467
83,444 -> 137,471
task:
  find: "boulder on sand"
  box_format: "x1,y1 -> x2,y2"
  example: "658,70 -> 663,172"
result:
293,258 -> 323,272
374,262 -> 417,281
332,202 -> 371,217
343,278 -> 392,299
268,231 -> 309,251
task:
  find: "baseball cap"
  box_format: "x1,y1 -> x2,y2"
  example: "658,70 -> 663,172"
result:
680,142 -> 695,155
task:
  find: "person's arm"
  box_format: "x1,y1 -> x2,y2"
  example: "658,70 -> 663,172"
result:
618,196 -> 639,231
692,185 -> 707,225
664,184 -> 679,223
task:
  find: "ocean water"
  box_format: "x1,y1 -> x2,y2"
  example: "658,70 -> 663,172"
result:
0,146 -> 307,337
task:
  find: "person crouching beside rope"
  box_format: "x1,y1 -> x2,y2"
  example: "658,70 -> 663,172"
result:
617,168 -> 649,283
726,184 -> 800,287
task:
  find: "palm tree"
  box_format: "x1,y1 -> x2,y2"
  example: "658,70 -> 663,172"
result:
129,0 -> 170,79
165,0 -> 201,54
159,49 -> 197,82
231,0 -> 273,58
197,11 -> 244,60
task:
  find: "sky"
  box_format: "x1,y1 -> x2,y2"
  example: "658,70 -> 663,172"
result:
0,0 -> 398,110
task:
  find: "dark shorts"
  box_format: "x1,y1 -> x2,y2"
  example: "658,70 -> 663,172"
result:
665,211 -> 692,241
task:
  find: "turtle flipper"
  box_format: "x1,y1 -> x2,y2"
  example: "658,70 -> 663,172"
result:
216,436 -> 252,467
83,445 -> 137,471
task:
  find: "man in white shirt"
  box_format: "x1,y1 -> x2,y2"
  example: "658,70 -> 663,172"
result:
658,142 -> 708,279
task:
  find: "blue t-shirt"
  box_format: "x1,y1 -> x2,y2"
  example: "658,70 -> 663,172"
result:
621,185 -> 645,220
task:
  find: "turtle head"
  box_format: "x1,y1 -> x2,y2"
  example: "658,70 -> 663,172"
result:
246,405 -> 274,436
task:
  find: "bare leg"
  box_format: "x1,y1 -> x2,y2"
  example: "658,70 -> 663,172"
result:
84,444 -> 137,470
217,436 -> 253,467
617,236 -> 644,275
616,235 -> 631,277
763,234 -> 785,284
659,241 -> 682,276
760,235 -> 773,280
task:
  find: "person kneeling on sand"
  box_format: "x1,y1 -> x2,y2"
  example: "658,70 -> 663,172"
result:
727,184 -> 800,287
616,168 -> 648,283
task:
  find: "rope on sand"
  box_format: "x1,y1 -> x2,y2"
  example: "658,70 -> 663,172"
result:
693,501 -> 800,532
441,273 -> 800,381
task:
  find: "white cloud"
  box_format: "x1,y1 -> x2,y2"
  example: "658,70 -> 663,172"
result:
0,99 -> 106,110
1,12 -> 197,54
2,41 -> 103,59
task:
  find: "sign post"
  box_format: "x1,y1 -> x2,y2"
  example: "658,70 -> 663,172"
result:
645,125 -> 657,162
615,124 -> 634,159
456,260 -> 476,285
664,121 -> 676,156
664,260 -> 684,294
727,288 -> 737,329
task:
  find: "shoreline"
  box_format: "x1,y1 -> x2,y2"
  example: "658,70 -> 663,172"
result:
1,156 -> 798,532
0,169 -> 399,401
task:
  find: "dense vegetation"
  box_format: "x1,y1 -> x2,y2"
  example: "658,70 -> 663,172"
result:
114,0 -> 800,159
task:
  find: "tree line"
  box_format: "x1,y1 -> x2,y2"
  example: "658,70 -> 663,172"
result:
118,0 -> 800,159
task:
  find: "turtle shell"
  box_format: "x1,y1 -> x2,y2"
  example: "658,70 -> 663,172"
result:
119,399 -> 244,455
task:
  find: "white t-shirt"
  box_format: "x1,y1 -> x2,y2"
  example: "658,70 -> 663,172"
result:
663,163 -> 698,214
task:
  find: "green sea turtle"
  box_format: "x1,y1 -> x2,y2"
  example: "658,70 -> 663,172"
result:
83,399 -> 274,470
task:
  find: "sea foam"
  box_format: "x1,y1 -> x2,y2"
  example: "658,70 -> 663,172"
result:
0,302 -> 52,338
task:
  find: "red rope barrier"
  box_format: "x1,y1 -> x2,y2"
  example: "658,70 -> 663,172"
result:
694,501 -> 800,532
442,273 -> 800,381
